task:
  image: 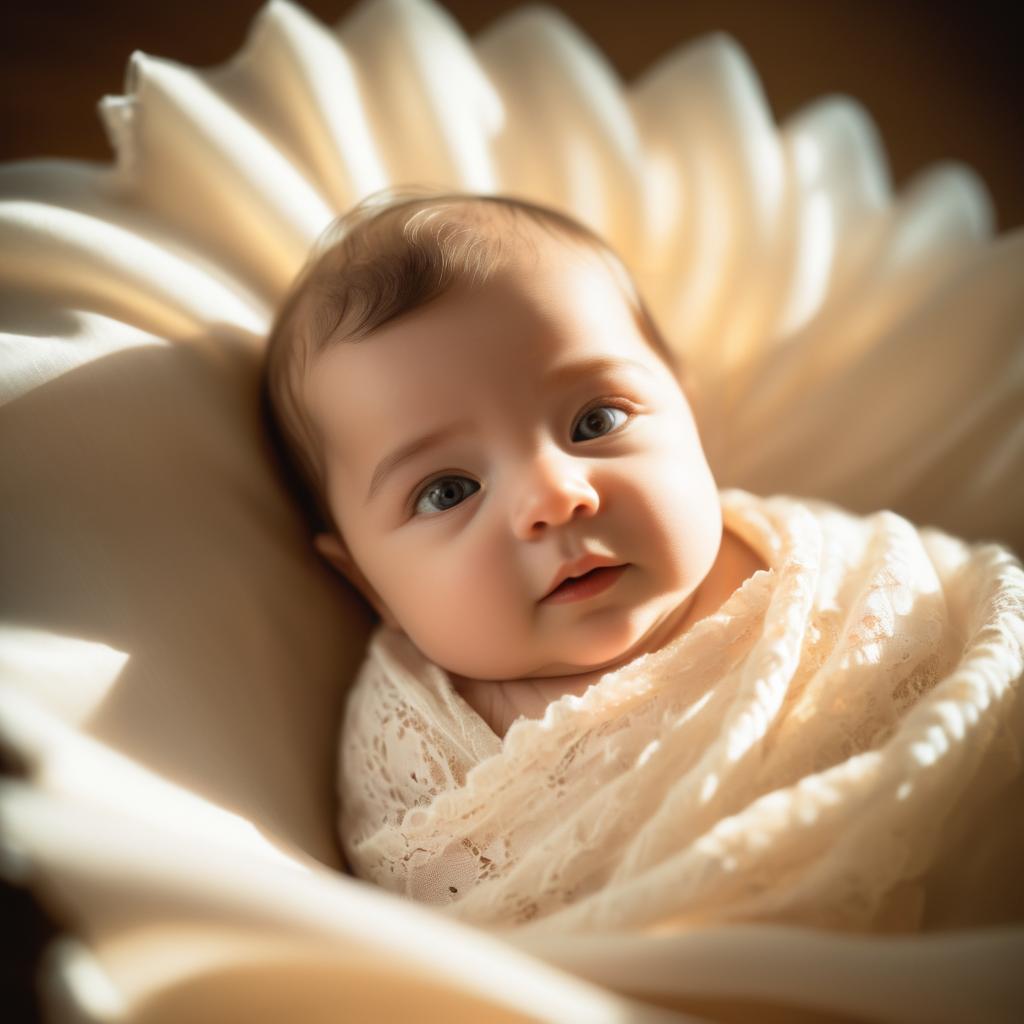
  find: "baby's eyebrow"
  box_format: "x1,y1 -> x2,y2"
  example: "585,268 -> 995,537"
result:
366,420 -> 473,504
541,355 -> 655,394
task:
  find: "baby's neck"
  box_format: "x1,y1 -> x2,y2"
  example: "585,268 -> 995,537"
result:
449,527 -> 767,739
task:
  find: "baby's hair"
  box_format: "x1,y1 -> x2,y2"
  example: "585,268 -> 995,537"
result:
261,187 -> 683,535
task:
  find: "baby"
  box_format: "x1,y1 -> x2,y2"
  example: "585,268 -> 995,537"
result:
262,190 -> 1023,930
264,189 -> 765,738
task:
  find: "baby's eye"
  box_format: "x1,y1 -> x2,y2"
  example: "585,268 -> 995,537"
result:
414,476 -> 480,516
572,405 -> 629,442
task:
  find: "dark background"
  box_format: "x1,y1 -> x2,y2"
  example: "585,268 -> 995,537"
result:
1,1 -> 1022,1021
3,0 -> 1023,230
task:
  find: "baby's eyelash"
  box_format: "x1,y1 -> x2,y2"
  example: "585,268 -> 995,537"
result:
574,396 -> 638,429
579,395 -> 636,415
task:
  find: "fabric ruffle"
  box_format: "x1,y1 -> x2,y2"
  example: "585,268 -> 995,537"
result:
1,0 -> 1020,546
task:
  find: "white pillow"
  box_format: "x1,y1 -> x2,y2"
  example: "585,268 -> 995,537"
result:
2,0 -> 1021,1020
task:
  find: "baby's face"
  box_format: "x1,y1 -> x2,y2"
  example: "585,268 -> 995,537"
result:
306,237 -> 721,682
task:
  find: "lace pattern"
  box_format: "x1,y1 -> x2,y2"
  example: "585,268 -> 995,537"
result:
338,489 -> 1024,933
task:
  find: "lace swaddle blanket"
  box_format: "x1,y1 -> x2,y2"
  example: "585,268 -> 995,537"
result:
338,489 -> 1024,935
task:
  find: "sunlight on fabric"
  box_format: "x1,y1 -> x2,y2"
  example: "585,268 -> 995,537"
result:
671,689 -> 714,732
697,804 -> 780,864
437,67 -> 505,193
853,641 -> 884,666
931,700 -> 970,743
913,741 -> 937,765
972,419 -> 1024,498
793,777 -> 841,826
726,709 -> 762,762
460,51 -> 505,142
699,772 -> 719,804
47,938 -> 127,1023
0,627 -> 128,727
668,151 -> 731,342
908,731 -> 947,768
565,133 -> 608,235
88,925 -> 276,1016
776,188 -> 834,337
0,200 -> 269,337
123,51 -> 335,247
0,686 -> 307,872
642,149 -> 682,250
635,739 -> 661,769
0,317 -> 167,407
791,131 -> 825,181
726,680 -> 777,762
36,732 -> 308,872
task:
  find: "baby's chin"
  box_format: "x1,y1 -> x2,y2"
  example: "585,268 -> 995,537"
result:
438,596 -> 697,685
545,600 -> 697,678
431,640 -> 625,687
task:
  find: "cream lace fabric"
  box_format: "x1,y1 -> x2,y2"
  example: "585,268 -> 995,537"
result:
340,488 -> 1024,934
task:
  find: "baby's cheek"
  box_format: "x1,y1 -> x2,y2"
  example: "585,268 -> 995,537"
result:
676,481 -> 722,584
648,448 -> 721,582
445,555 -> 515,625
398,553 -> 502,637
420,554 -> 530,675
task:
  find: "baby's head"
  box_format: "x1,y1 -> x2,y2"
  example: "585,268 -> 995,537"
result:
262,190 -> 721,682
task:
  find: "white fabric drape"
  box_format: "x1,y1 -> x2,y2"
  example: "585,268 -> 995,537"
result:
341,492 -> 1024,935
2,0 -> 1022,1021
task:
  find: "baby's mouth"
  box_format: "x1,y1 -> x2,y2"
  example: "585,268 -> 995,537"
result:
554,566 -> 606,590
541,564 -> 629,604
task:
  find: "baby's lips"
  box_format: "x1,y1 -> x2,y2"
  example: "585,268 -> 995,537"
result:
541,553 -> 627,600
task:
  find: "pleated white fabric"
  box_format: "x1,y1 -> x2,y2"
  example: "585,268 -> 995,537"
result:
1,1 -> 1022,1021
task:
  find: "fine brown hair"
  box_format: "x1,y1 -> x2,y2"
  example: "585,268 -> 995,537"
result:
260,188 -> 683,534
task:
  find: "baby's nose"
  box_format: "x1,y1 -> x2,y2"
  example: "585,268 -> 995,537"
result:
511,451 -> 600,539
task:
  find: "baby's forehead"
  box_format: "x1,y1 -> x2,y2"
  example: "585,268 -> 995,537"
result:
309,260 -> 647,396
299,212 -> 662,422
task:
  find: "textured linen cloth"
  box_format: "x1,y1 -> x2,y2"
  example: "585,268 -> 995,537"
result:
340,489 -> 1024,934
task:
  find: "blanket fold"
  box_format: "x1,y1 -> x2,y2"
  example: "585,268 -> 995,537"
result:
340,489 -> 1024,934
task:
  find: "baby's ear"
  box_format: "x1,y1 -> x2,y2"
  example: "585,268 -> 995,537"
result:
313,531 -> 355,576
313,532 -> 398,628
